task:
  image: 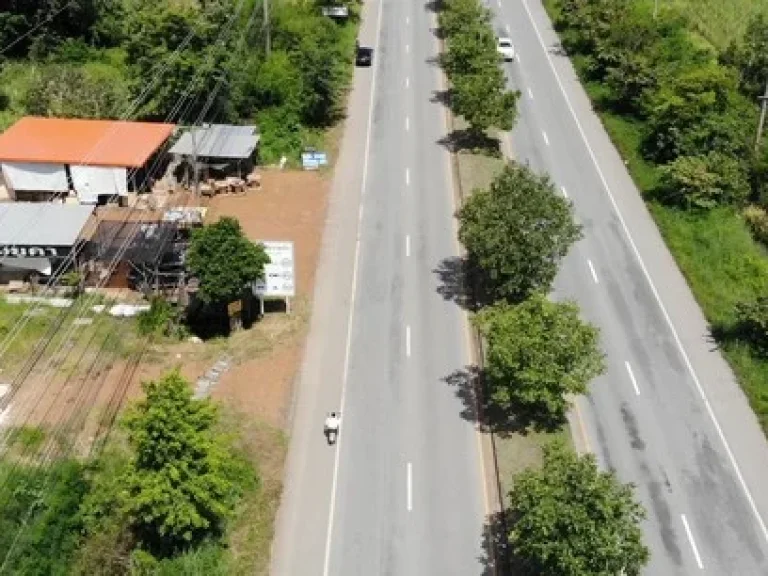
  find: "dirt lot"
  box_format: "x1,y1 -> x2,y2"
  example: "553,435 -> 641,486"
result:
1,168 -> 330,454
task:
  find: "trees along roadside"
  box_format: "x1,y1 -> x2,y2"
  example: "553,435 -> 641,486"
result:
457,162 -> 582,303
474,295 -> 605,431
508,441 -> 650,576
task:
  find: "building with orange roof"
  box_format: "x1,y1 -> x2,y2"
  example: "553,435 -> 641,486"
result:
0,117 -> 175,204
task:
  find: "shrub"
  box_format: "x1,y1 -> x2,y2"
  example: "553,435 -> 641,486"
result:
658,151 -> 750,209
136,297 -> 175,336
735,296 -> 768,353
743,205 -> 768,244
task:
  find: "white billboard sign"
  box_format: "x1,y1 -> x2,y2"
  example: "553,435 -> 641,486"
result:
252,240 -> 295,298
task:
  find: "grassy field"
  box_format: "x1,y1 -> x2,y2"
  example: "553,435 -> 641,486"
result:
670,0 -> 768,50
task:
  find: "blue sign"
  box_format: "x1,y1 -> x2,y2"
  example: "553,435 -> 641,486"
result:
302,151 -> 329,170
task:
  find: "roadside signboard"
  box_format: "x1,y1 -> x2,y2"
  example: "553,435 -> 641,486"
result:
252,241 -> 295,298
301,151 -> 329,170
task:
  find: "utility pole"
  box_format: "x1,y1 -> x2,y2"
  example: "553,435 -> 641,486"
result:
756,77 -> 768,153
264,0 -> 271,57
192,129 -> 200,196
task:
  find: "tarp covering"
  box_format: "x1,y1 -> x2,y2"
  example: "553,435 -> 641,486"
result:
70,166 -> 127,204
2,162 -> 68,192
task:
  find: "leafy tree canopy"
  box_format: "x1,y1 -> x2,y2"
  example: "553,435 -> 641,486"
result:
458,163 -> 582,302
475,296 -> 605,429
187,217 -> 270,306
658,151 -> 751,209
723,14 -> 768,100
508,441 -> 649,576
643,63 -> 754,163
121,371 -> 249,554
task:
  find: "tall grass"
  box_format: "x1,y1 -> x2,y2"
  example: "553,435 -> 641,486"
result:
670,0 -> 768,50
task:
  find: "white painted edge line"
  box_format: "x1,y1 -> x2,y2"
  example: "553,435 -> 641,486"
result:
561,185 -> 568,198
405,168 -> 411,186
527,87 -> 534,99
587,259 -> 598,284
405,234 -> 411,257
406,325 -> 411,357
520,0 -> 768,543
322,0 -> 385,573
406,116 -> 410,132
681,514 -> 704,569
407,462 -> 413,511
542,130 -> 549,146
625,361 -> 640,396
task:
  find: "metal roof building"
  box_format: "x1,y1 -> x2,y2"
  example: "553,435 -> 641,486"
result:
0,117 -> 175,204
0,203 -> 94,258
169,124 -> 259,160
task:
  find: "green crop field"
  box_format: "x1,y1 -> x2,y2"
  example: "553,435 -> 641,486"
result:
670,0 -> 768,50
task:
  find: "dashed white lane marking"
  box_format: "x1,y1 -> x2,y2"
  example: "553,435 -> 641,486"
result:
407,462 -> 413,511
406,16 -> 410,24
406,44 -> 410,53
406,235 -> 411,257
681,514 -> 704,569
406,325 -> 411,357
520,0 -> 768,544
625,361 -> 640,396
505,24 -> 511,35
527,87 -> 534,99
406,116 -> 410,132
406,168 -> 410,186
561,185 -> 568,198
405,76 -> 410,88
542,130 -> 549,146
587,259 -> 599,284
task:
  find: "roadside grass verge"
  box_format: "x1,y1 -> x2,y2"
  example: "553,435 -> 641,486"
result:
543,3 -> 768,436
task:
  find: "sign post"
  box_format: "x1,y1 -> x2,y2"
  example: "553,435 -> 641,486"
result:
252,240 -> 296,314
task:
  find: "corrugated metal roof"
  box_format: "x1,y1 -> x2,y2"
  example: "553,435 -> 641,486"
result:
170,124 -> 259,159
0,203 -> 94,247
0,117 -> 175,168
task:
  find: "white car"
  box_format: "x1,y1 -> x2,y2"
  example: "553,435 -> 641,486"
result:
497,37 -> 516,61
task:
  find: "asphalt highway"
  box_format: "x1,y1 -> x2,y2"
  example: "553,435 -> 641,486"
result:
271,0 -> 488,573
493,0 -> 768,573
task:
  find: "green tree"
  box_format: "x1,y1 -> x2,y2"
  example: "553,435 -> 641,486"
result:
722,14 -> 768,100
658,151 -> 751,209
643,63 -> 753,163
22,64 -> 129,119
439,0 -> 489,38
451,69 -> 518,136
186,217 -> 269,306
120,371 -> 246,554
508,441 -> 649,576
475,296 -> 605,429
457,163 -> 582,302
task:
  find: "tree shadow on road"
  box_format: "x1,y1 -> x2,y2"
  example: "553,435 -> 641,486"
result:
424,0 -> 440,13
433,256 -> 479,311
479,510 -> 515,576
437,128 -> 502,156
443,366 -> 568,436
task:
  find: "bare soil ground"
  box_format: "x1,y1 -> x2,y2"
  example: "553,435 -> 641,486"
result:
1,169 -> 330,456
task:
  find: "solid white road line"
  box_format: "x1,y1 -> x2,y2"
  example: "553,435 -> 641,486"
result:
587,259 -> 598,284
520,0 -> 768,543
406,234 -> 411,257
527,87 -> 534,99
681,514 -> 704,569
407,462 -> 413,511
542,130 -> 549,146
322,0 -> 385,573
406,168 -> 410,186
625,361 -> 640,396
406,116 -> 410,132
561,185 -> 568,198
406,325 -> 411,357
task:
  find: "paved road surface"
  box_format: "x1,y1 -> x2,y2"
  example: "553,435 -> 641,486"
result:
271,0 -> 488,573
493,0 -> 768,573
